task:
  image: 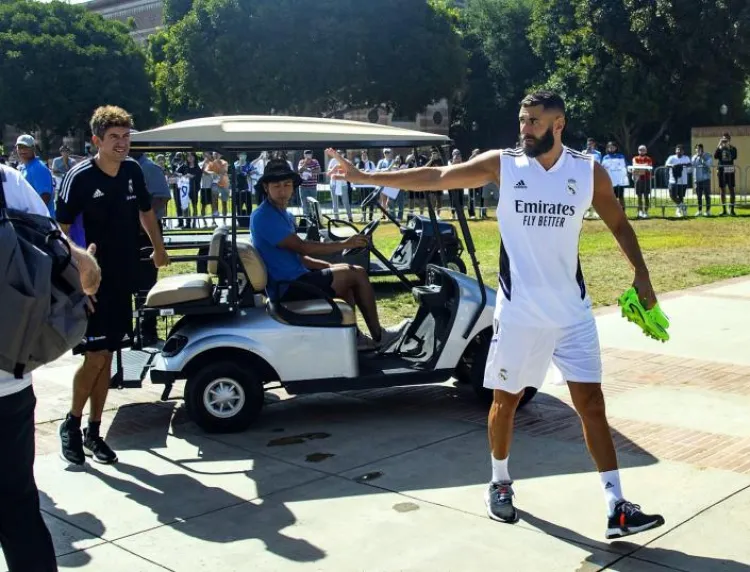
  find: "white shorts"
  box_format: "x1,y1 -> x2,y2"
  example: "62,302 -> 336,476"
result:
483,318 -> 602,393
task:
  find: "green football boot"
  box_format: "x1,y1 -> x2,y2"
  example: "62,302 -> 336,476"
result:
617,287 -> 670,342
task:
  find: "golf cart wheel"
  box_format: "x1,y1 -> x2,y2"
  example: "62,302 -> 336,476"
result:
444,255 -> 467,274
185,361 -> 264,433
468,334 -> 537,410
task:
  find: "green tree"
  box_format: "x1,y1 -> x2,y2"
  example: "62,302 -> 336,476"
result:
151,0 -> 466,121
0,0 -> 154,154
529,0 -> 750,156
163,0 -> 194,24
451,0 -> 544,150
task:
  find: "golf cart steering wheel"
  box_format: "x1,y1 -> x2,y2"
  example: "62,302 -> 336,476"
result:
342,218 -> 380,256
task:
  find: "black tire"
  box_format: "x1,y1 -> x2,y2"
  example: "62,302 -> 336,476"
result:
416,253 -> 467,284
185,360 -> 264,433
444,254 -> 467,274
467,334 -> 537,410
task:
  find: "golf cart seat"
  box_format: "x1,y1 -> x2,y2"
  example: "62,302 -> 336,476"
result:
145,226 -> 355,326
146,273 -> 214,307
146,226 -> 254,308
244,252 -> 355,327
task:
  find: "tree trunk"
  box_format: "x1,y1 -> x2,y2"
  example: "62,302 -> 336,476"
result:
647,116 -> 672,150
615,117 -> 638,157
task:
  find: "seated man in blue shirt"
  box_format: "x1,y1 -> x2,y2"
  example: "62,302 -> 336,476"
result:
251,159 -> 406,349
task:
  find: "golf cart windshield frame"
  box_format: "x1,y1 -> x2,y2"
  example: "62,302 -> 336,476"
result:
130,133 -> 487,339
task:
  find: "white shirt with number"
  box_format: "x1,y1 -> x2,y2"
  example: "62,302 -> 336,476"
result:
178,176 -> 191,211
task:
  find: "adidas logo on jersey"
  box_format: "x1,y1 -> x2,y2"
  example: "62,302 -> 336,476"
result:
92,189 -> 104,198
514,180 -> 527,189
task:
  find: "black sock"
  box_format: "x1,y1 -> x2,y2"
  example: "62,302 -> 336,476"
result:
65,413 -> 82,429
87,421 -> 101,438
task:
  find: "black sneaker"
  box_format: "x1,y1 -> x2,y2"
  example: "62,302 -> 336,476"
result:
59,418 -> 85,466
485,481 -> 518,523
606,500 -> 665,539
83,428 -> 118,464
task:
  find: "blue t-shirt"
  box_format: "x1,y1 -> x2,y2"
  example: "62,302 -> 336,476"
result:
19,157 -> 55,216
250,200 -> 308,298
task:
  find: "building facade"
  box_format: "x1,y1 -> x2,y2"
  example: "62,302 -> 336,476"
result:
85,0 -> 164,45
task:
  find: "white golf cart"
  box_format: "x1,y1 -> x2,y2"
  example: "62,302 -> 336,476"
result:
128,115 -> 537,433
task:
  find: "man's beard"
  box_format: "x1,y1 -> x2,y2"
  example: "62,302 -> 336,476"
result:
520,127 -> 555,158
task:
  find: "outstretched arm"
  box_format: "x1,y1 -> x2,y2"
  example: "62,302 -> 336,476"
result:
591,162 -> 655,307
326,148 -> 501,191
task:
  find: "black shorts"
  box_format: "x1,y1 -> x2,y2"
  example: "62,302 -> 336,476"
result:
73,281 -> 133,354
280,269 -> 336,302
635,178 -> 650,195
200,187 -> 213,205
189,186 -> 199,205
613,185 -> 624,200
695,180 -> 711,196
719,170 -> 736,189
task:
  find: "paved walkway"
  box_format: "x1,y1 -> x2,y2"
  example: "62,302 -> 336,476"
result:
5,278 -> 750,571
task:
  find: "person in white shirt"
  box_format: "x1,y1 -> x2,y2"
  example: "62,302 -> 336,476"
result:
326,90 -> 665,539
327,150 -> 354,221
601,142 -> 629,211
665,145 -> 692,218
356,151 -> 377,222
376,148 -> 395,215
0,165 -> 100,572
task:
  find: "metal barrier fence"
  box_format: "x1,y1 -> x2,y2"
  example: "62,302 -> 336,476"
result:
309,164 -> 750,219
159,163 -> 750,226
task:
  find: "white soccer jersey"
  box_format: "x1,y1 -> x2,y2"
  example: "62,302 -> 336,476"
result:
496,147 -> 595,327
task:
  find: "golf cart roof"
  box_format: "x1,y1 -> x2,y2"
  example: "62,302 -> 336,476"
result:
130,115 -> 452,152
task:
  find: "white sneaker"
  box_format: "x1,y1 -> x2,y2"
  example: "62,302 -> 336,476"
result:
675,207 -> 682,218
643,211 -> 649,219
637,210 -> 644,219
377,320 -> 410,352
695,209 -> 703,217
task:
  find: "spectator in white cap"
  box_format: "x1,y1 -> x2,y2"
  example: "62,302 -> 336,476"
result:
632,144 -> 653,218
16,134 -> 55,217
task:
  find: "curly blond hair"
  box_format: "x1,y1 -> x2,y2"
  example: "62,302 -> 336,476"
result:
90,106 -> 133,139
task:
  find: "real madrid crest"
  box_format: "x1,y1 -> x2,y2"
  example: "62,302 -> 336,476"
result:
566,178 -> 577,195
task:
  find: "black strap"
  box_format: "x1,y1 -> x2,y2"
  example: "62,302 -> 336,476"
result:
0,166 -> 6,210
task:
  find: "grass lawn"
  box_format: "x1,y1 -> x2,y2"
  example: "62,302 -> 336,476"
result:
154,212 -> 750,330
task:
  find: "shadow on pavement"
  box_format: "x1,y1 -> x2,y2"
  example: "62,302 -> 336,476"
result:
106,384 -> 658,492
519,510 -> 750,572
87,461 -> 326,564
61,385 -> 663,567
38,491 -> 105,566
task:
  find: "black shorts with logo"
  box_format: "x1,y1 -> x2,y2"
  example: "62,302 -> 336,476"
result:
280,269 -> 336,302
73,279 -> 133,354
719,169 -> 736,189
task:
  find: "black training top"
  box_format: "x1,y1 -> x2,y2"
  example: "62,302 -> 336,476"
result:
56,157 -> 152,289
714,145 -> 737,167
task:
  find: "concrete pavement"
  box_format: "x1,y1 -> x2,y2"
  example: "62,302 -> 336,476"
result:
4,277 -> 750,571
